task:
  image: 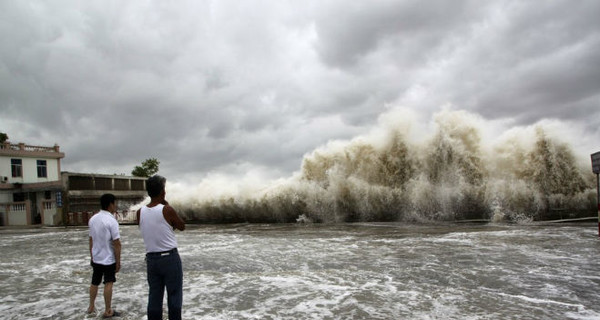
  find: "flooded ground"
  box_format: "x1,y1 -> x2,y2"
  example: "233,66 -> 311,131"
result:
1,222 -> 600,319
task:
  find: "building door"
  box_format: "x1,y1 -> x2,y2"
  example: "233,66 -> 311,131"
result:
29,192 -> 39,224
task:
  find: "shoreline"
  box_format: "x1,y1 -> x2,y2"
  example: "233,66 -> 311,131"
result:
1,216 -> 597,231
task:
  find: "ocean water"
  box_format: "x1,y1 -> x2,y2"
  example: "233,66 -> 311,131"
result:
1,223 -> 599,319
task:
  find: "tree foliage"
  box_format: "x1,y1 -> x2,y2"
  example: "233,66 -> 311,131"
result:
0,132 -> 8,143
132,158 -> 160,177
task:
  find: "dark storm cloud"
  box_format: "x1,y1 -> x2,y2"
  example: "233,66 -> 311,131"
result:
313,0 -> 480,68
1,0 -> 599,182
424,1 -> 600,125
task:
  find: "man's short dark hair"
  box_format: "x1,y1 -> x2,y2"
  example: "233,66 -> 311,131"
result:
100,194 -> 116,210
146,175 -> 166,198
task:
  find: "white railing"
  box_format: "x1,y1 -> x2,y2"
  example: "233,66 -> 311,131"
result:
43,201 -> 55,210
116,210 -> 137,224
0,142 -> 61,153
11,203 -> 26,212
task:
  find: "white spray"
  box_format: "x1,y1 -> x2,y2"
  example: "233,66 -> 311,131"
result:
164,108 -> 596,223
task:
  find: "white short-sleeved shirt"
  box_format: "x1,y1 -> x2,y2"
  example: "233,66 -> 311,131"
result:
89,210 -> 120,265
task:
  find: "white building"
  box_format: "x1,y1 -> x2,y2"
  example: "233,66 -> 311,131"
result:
0,142 -> 64,226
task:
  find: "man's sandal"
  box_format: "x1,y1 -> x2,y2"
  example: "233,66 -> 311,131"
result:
102,310 -> 121,318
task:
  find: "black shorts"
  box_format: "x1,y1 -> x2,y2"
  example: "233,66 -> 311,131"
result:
91,262 -> 117,285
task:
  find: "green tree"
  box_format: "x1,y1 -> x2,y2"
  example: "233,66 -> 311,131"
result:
132,158 -> 160,177
0,132 -> 8,143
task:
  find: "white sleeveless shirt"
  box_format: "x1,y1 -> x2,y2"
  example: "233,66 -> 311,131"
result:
139,204 -> 178,253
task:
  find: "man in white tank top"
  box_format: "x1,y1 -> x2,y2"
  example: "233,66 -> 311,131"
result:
137,175 -> 185,320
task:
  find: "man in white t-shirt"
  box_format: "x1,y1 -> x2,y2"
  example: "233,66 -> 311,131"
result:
87,194 -> 122,318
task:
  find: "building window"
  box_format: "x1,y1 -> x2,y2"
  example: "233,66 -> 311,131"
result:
44,191 -> 52,200
37,160 -> 47,178
11,159 -> 22,178
13,193 -> 25,202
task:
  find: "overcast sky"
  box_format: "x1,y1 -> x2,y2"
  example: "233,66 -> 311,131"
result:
1,0 -> 599,185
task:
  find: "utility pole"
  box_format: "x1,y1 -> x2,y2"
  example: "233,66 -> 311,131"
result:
591,151 -> 600,237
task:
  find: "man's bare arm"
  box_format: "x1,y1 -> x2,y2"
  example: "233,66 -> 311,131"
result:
164,205 -> 185,231
89,237 -> 93,262
113,239 -> 121,273
135,209 -> 141,225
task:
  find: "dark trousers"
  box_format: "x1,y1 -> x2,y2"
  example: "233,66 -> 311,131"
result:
146,249 -> 183,320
